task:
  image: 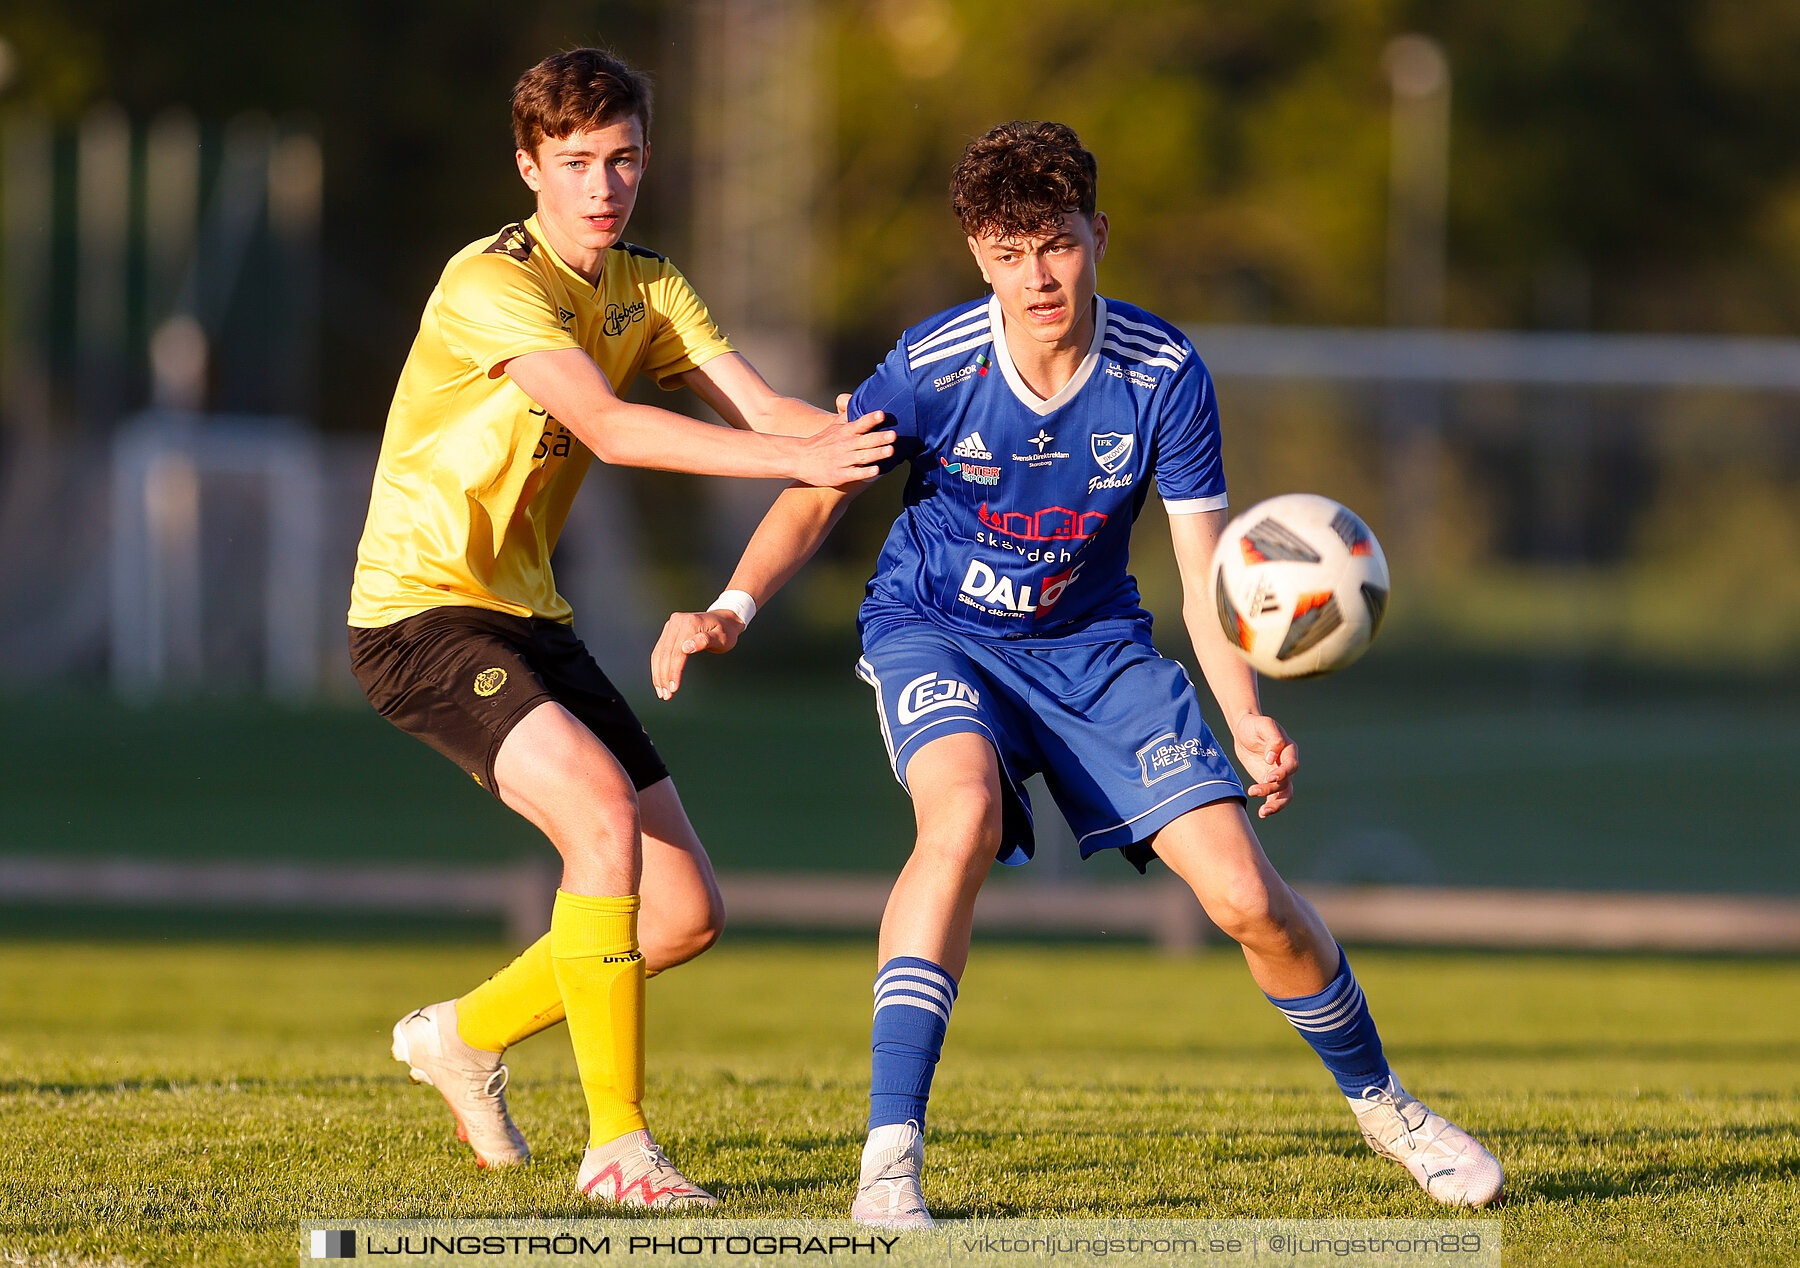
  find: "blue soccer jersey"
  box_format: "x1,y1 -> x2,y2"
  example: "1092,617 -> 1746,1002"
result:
850,295 -> 1228,644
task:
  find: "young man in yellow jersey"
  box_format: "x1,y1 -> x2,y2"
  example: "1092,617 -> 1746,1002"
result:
348,48 -> 893,1207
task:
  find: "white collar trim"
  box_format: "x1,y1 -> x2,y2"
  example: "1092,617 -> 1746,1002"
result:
987,294 -> 1108,417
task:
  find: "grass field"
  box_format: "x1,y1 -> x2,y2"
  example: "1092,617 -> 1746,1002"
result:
1,939 -> 1795,1267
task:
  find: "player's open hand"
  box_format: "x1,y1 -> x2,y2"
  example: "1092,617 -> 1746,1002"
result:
793,408 -> 894,488
1231,713 -> 1298,817
652,610 -> 745,701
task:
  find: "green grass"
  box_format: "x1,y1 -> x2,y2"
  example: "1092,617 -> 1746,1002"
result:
0,940 -> 1795,1266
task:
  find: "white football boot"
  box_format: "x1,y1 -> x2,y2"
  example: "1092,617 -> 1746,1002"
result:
391,1000 -> 530,1168
851,1122 -> 933,1229
1351,1076 -> 1504,1207
577,1129 -> 718,1208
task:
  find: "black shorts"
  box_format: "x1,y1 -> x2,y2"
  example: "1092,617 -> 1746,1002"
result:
348,607 -> 670,797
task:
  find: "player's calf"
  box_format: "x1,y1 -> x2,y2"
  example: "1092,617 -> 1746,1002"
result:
391,1000 -> 530,1168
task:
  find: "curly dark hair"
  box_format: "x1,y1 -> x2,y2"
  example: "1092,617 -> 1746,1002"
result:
512,48 -> 653,157
950,120 -> 1098,239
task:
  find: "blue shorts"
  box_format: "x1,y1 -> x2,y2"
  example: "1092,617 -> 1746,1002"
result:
856,622 -> 1244,868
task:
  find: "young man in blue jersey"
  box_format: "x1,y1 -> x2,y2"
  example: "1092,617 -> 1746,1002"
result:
653,121 -> 1502,1224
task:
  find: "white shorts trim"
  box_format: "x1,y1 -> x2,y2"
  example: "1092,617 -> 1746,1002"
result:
1074,778 -> 1243,850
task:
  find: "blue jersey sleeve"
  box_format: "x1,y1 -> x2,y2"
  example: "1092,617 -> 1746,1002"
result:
1151,355 -> 1229,513
848,342 -> 925,475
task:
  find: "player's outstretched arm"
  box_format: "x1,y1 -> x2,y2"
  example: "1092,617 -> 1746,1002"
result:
1169,509 -> 1299,817
678,353 -> 835,437
652,482 -> 864,700
502,347 -> 894,485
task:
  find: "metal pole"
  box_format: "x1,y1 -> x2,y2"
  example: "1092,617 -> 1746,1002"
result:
145,108 -> 206,411
2,109 -> 53,435
1383,34 -> 1450,328
76,103 -> 132,430
268,126 -> 322,420
689,0 -> 826,572
1380,35 -> 1452,576
263,428 -> 324,701
145,109 -> 201,324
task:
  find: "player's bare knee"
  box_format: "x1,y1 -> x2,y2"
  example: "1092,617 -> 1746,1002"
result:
686,888 -> 726,956
912,814 -> 1001,880
659,913 -> 722,967
1204,877 -> 1287,948
556,806 -> 643,873
913,782 -> 1001,862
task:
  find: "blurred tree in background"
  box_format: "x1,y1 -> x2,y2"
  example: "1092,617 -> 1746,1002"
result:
8,0 -> 1800,415
827,0 -> 1800,365
7,0 -> 1800,665
0,0 -> 675,432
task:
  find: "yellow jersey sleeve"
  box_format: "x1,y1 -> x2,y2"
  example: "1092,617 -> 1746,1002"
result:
435,249 -> 581,377
639,262 -> 735,389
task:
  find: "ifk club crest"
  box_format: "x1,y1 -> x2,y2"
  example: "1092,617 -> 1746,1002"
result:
1091,432 -> 1134,474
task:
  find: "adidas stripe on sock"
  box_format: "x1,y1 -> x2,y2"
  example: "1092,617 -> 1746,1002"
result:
869,956 -> 957,1131
1266,947 -> 1391,1098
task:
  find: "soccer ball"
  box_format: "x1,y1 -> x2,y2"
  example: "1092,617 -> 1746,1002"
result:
1210,493 -> 1389,679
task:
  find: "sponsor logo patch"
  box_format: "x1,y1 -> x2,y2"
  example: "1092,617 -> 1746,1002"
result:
1012,428 -> 1070,465
1104,362 -> 1160,389
957,559 -> 1084,617
933,355 -> 993,392
1136,733 -> 1215,786
603,300 -> 645,336
941,457 -> 1000,486
897,671 -> 980,724
977,502 -> 1107,542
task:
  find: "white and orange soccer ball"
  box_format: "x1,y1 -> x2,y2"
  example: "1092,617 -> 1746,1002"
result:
1209,493 -> 1390,679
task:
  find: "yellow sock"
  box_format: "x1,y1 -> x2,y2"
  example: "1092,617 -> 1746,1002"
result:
456,934 -> 567,1053
550,890 -> 648,1147
455,930 -> 667,1053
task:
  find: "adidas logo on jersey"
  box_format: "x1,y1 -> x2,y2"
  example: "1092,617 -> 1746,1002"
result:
952,432 -> 993,460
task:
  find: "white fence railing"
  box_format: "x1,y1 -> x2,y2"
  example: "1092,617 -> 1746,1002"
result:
3,859 -> 1796,954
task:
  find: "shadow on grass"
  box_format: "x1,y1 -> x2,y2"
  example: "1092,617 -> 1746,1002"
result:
1479,1120 -> 1800,1202
1375,1040 -> 1800,1063
937,1123 -> 1373,1162
1525,1152 -> 1800,1201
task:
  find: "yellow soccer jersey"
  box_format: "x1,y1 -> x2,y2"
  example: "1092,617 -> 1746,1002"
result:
349,215 -> 733,627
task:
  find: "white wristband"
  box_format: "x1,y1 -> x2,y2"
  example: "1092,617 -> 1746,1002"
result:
709,588 -> 757,626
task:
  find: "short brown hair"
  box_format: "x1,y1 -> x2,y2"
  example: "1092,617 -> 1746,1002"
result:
512,48 -> 653,157
950,121 -> 1098,239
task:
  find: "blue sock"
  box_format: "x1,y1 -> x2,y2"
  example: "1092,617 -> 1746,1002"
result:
1265,947 -> 1391,1098
868,956 -> 957,1130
